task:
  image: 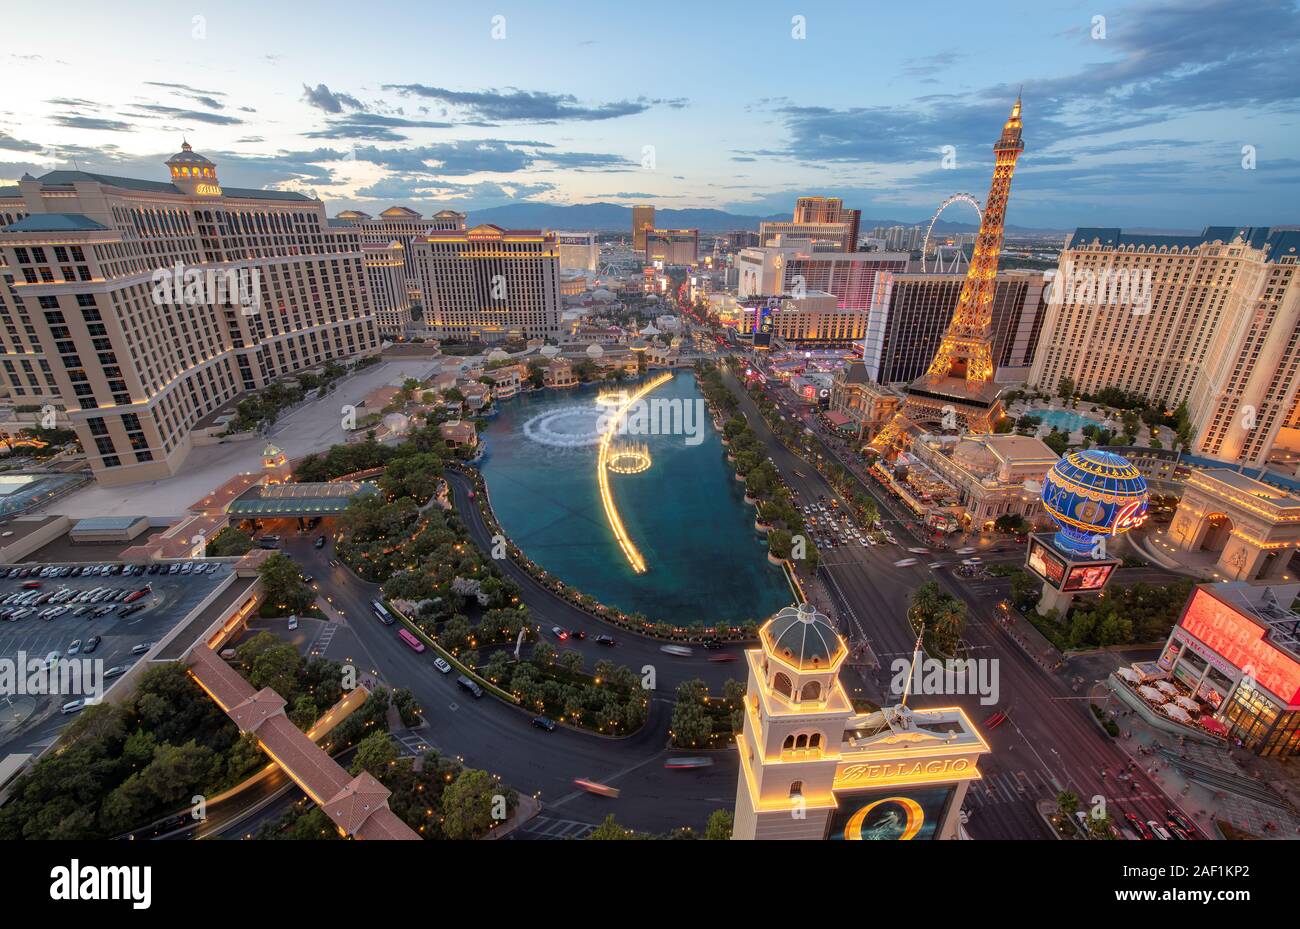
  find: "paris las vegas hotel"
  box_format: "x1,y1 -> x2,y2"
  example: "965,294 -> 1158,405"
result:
0,144 -> 562,486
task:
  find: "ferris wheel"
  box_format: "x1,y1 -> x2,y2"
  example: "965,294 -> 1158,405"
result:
921,193 -> 982,272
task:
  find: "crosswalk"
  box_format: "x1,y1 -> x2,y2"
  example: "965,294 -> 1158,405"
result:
517,815 -> 597,840
309,622 -> 339,657
965,766 -> 1165,811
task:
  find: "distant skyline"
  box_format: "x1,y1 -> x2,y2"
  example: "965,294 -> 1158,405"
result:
0,0 -> 1296,229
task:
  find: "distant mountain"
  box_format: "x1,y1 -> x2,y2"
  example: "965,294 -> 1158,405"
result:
468,202 -> 783,232
463,201 -> 1067,236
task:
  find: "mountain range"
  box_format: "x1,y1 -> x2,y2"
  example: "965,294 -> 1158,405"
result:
464,201 -> 1068,235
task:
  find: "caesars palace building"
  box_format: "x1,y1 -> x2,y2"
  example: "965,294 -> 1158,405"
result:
734,604 -> 990,840
0,144 -> 379,486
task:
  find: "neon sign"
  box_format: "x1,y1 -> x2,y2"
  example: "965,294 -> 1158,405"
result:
1179,588 -> 1300,706
195,183 -> 223,197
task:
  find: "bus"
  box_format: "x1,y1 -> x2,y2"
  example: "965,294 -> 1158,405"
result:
370,600 -> 394,625
397,628 -> 425,653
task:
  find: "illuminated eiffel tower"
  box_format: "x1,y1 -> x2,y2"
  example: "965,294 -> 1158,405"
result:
871,96 -> 1025,451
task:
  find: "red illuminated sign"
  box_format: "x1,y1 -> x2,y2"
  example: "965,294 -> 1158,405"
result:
1179,588 -> 1300,706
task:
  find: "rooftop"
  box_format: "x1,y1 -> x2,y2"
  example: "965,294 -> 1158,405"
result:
2,213 -> 109,233
1070,226 -> 1300,264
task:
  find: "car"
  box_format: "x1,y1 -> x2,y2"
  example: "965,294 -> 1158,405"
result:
550,626 -> 570,640
44,650 -> 61,668
573,778 -> 620,798
433,657 -> 452,674
287,616 -> 299,631
68,639 -> 82,656
130,642 -> 154,655
569,629 -> 586,641
594,634 -> 616,646
456,676 -> 484,698
61,699 -> 86,715
147,564 -> 161,575
928,562 -> 945,569
707,653 -> 738,663
314,535 -> 327,549
1125,813 -> 1154,840
664,756 -> 715,769
893,558 -> 919,568
119,604 -> 144,618
180,562 -> 193,574
1167,809 -> 1195,835
1147,820 -> 1172,840
168,564 -> 180,575
300,574 -> 314,585
956,547 -> 976,555
1166,820 -> 1191,841
530,716 -> 556,732
908,547 -> 929,555
83,635 -> 101,653
661,644 -> 693,657
701,638 -> 724,650
104,665 -> 128,679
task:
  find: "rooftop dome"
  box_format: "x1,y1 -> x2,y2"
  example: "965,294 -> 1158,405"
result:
761,603 -> 844,670
586,343 -> 605,358
952,438 -> 997,475
166,140 -> 213,166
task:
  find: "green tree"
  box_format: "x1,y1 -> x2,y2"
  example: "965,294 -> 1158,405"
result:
206,527 -> 255,557
587,813 -> 637,840
257,552 -> 313,614
704,809 -> 734,840
350,730 -> 398,778
441,769 -> 501,839
907,581 -> 967,656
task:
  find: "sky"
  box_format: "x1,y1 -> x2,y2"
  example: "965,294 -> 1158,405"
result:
0,0 -> 1297,230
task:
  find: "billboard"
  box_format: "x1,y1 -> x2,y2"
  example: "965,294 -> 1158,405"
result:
1026,537 -> 1067,587
826,785 -> 956,840
1063,562 -> 1115,591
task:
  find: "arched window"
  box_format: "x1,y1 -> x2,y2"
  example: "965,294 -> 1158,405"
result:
810,733 -> 821,749
783,735 -> 795,750
789,781 -> 803,798
773,672 -> 792,698
796,734 -> 808,749
801,680 -> 822,701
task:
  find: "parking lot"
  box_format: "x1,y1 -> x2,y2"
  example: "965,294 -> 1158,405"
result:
0,559 -> 233,756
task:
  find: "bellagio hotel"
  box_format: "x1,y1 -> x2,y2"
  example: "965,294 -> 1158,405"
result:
0,143 -> 379,485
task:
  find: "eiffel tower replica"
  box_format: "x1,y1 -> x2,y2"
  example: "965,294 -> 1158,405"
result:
871,96 -> 1025,452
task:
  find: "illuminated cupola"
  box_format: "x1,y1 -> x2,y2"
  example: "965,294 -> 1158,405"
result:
166,140 -> 221,196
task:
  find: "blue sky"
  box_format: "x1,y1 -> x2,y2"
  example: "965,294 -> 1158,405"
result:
0,0 -> 1296,229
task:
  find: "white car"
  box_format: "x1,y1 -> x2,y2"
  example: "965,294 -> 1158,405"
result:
660,644 -> 694,657
433,657 -> 452,674
893,558 -> 919,568
68,639 -> 82,655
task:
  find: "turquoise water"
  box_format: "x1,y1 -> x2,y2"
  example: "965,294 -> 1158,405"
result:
1035,409 -> 1098,432
479,373 -> 792,626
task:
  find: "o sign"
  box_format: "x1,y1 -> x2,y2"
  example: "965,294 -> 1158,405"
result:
843,796 -> 925,840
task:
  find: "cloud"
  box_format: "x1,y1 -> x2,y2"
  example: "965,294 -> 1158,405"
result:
303,113 -> 454,141
0,130 -> 44,154
301,83 -> 365,114
129,104 -> 243,126
145,81 -> 227,110
50,114 -> 132,131
382,84 -> 680,122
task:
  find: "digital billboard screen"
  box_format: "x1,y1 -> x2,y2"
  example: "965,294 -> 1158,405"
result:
826,785 -> 956,840
1063,562 -> 1115,591
1026,537 -> 1066,588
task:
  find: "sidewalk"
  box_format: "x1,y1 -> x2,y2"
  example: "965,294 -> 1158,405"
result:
1090,680 -> 1300,839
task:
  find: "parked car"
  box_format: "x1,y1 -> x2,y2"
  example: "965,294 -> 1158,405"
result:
530,716 -> 556,732
83,635 -> 101,653
432,657 -> 452,674
456,676 -> 484,698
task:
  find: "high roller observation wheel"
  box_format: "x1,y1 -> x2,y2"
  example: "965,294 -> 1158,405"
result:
921,193 -> 982,272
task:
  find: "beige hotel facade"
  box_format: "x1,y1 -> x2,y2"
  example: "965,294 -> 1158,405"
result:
1030,226 -> 1300,468
0,144 -> 380,485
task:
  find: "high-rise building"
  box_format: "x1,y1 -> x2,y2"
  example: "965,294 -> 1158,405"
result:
739,291 -> 865,345
736,243 -> 908,312
1030,226 -> 1300,467
0,143 -> 380,485
360,240 -> 413,337
632,205 -> 655,252
644,228 -> 698,266
873,97 -> 1026,448
552,231 -> 598,272
334,206 -> 466,303
865,269 -> 1048,384
411,224 -> 562,342
760,197 -> 861,252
